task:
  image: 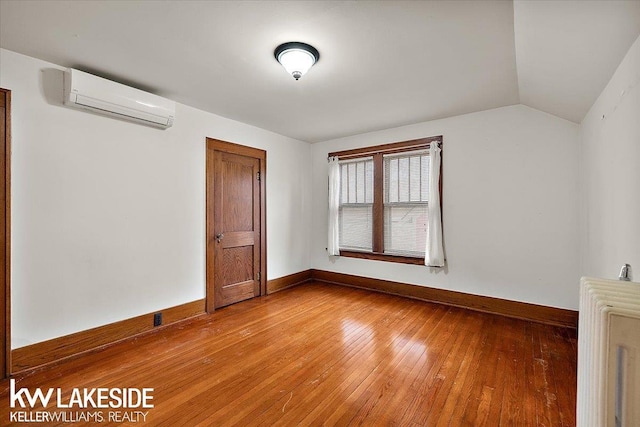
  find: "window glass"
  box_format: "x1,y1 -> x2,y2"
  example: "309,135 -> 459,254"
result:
339,157 -> 373,251
383,151 -> 429,257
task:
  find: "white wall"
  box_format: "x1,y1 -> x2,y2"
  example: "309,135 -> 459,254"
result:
0,49 -> 312,348
580,35 -> 640,281
311,105 -> 581,309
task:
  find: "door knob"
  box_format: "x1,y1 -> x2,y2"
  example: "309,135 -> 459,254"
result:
215,233 -> 224,243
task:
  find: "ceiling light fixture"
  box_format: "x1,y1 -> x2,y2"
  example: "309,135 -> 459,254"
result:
274,42 -> 320,81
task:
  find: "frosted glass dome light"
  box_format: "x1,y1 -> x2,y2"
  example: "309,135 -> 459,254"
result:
274,42 -> 320,80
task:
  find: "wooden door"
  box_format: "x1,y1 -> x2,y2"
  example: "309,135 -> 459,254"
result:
206,139 -> 265,311
0,88 -> 10,378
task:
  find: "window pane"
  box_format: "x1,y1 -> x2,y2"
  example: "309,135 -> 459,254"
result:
387,158 -> 398,203
339,206 -> 373,251
409,156 -> 421,201
340,164 -> 348,204
356,162 -> 365,202
384,151 -> 429,203
365,161 -> 374,203
399,157 -> 409,202
384,204 -> 427,257
348,163 -> 356,203
421,155 -> 430,201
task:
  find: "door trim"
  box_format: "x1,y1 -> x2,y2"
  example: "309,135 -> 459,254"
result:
205,138 -> 266,313
1,88 -> 11,378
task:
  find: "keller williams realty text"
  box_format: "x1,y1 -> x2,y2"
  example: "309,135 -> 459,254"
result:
8,380 -> 153,424
10,410 -> 149,423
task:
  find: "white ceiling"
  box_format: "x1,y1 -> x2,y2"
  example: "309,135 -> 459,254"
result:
1,1 -> 639,143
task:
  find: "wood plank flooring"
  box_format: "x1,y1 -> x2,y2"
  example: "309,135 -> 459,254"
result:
0,282 -> 577,426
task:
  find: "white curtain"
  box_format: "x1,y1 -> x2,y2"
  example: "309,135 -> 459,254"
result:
426,143 -> 445,267
327,156 -> 341,256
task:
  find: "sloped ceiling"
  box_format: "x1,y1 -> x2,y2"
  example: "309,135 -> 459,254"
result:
1,1 -> 639,142
514,0 -> 640,123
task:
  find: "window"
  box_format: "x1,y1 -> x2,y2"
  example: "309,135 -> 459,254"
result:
383,150 -> 429,257
329,137 -> 442,265
339,157 -> 373,252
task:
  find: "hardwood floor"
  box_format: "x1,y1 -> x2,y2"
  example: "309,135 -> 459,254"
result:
0,282 -> 577,426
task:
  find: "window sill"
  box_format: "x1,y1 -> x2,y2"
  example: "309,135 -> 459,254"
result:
339,250 -> 425,266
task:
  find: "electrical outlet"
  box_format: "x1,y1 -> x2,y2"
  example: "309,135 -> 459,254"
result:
153,312 -> 162,327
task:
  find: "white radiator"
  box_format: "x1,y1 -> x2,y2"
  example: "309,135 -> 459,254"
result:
577,277 -> 640,427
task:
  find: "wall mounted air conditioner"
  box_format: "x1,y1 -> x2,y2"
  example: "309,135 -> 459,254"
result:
64,68 -> 175,128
